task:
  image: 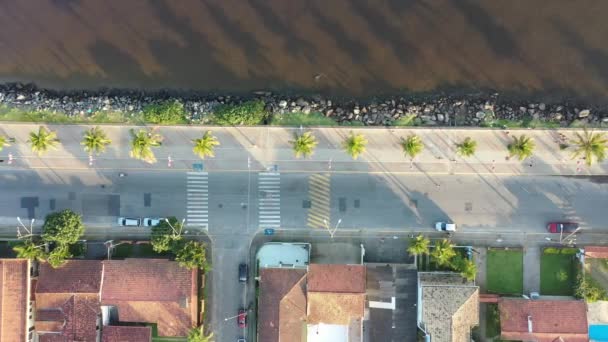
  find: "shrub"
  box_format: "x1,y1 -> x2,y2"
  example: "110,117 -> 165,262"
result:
143,100 -> 187,124
212,100 -> 267,125
544,247 -> 578,255
575,273 -> 607,303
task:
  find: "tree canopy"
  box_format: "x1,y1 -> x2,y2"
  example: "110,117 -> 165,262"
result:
175,241 -> 209,270
407,234 -> 430,256
291,131 -> 318,158
150,217 -> 183,253
41,209 -> 84,245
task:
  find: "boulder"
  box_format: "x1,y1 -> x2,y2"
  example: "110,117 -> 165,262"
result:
578,109 -> 591,118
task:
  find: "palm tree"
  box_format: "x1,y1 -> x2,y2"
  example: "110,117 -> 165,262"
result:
400,135 -> 424,160
81,126 -> 111,155
0,135 -> 11,152
508,134 -> 535,161
192,131 -> 220,159
28,126 -> 60,156
570,129 -> 608,166
456,137 -> 477,157
13,240 -> 46,262
342,131 -> 367,160
188,326 -> 214,342
407,234 -> 430,256
290,131 -> 318,158
455,257 -> 477,281
431,239 -> 456,267
129,128 -> 163,163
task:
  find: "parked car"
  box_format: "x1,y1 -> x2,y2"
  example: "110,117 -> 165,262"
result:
237,309 -> 247,328
143,217 -> 164,227
237,339 -> 246,342
239,263 -> 248,282
435,222 -> 456,232
547,222 -> 579,234
117,217 -> 141,226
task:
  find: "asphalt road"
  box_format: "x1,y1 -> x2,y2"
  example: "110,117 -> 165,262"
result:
1,168 -> 608,341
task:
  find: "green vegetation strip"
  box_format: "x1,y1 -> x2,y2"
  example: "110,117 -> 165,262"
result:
486,249 -> 523,295
540,251 -> 576,296
485,303 -> 501,339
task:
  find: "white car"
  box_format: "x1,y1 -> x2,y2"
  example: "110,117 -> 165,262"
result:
435,222 -> 456,232
118,217 -> 141,227
143,217 -> 164,227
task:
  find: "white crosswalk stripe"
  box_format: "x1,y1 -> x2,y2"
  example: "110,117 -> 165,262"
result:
259,172 -> 281,228
187,172 -> 209,230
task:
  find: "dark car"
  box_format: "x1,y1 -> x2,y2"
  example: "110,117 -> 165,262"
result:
547,222 -> 579,233
239,263 -> 248,282
238,309 -> 247,328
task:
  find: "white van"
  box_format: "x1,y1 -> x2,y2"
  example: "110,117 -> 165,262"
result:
118,217 -> 141,226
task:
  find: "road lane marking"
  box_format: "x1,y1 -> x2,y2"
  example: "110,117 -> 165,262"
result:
187,172 -> 209,229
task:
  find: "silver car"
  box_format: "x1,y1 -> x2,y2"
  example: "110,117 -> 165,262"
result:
117,217 -> 141,226
143,217 -> 164,227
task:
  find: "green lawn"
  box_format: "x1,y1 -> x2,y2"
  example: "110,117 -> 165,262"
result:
540,253 -> 576,295
485,304 -> 501,338
486,249 -> 524,294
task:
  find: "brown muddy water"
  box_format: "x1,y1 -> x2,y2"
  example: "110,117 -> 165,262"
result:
0,0 -> 607,101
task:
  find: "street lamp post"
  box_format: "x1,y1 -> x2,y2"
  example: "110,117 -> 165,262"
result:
16,217 -> 35,239
323,218 -> 342,239
164,218 -> 187,237
104,240 -> 130,260
560,227 -> 581,244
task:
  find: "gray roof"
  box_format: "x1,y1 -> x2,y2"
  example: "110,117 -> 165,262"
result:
419,272 -> 479,342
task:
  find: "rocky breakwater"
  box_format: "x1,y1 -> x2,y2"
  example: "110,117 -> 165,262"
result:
0,83 -> 606,127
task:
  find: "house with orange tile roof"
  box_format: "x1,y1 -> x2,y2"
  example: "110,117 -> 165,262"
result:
498,298 -> 588,342
33,258 -> 198,341
0,258 -> 33,342
257,264 -> 366,342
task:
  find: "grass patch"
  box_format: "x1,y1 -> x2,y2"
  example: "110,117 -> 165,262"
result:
0,105 -> 145,124
143,100 -> 187,124
339,120 -> 365,126
486,249 -> 523,294
540,252 -> 576,295
210,100 -> 267,125
485,303 -> 501,338
270,111 -> 337,126
481,117 -> 561,129
112,243 -> 171,259
390,114 -> 419,126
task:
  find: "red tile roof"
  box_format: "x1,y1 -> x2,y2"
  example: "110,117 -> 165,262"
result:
499,299 -> 588,342
101,259 -> 198,337
35,293 -> 100,342
101,259 -> 193,302
585,246 -> 608,259
258,268 -> 307,342
102,326 -> 152,342
37,260 -> 102,294
0,259 -> 29,342
307,264 -> 366,293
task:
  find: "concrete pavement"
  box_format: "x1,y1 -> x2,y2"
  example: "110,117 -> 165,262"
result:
1,123 -> 607,175
2,122 -> 608,342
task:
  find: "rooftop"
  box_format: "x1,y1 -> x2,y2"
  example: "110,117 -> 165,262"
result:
101,325 -> 152,342
419,272 -> 479,342
585,246 -> 608,259
37,260 -> 102,294
100,259 -> 198,337
258,268 -> 307,342
0,259 -> 29,342
307,264 -> 366,293
499,298 -> 588,342
257,243 -> 310,269
307,292 -> 365,325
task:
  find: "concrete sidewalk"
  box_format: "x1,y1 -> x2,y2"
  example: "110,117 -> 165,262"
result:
0,123 -> 606,175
